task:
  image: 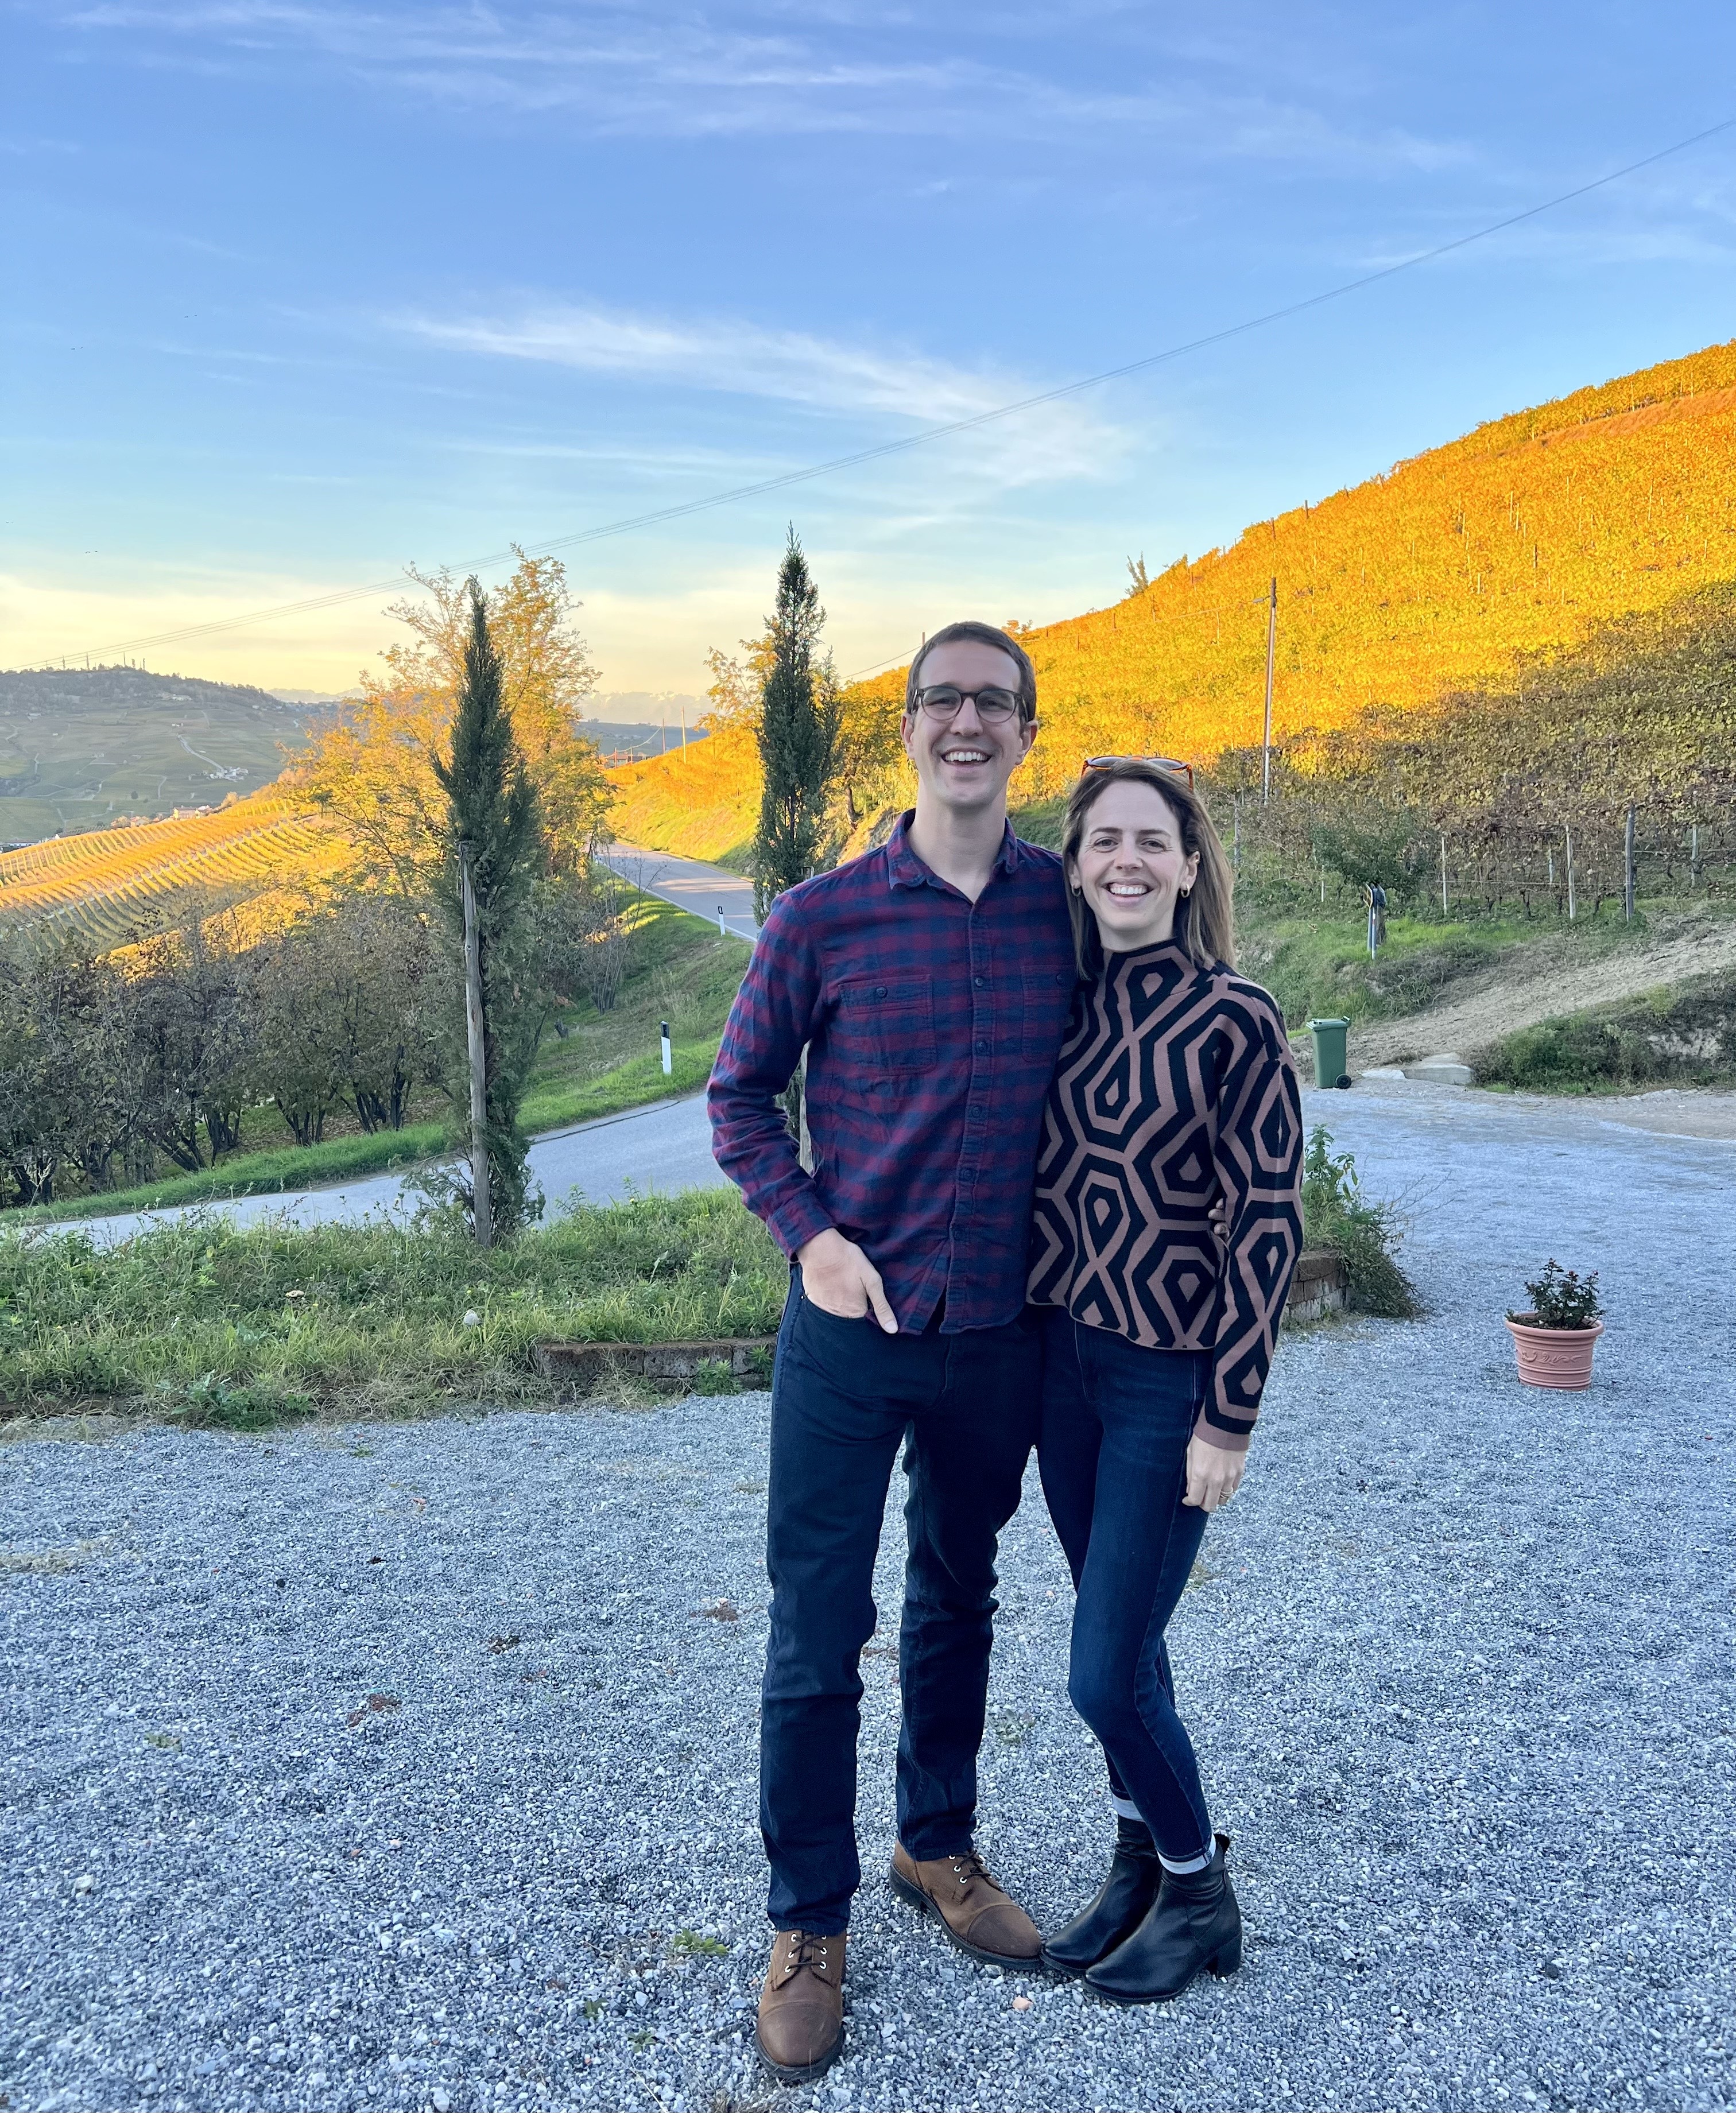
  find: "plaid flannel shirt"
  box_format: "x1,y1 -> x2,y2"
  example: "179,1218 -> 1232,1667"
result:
708,814 -> 1077,1333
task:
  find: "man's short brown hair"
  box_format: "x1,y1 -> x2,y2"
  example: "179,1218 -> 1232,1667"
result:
905,621 -> 1037,722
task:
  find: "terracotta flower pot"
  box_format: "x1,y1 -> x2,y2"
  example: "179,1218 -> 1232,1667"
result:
1505,1315 -> 1603,1390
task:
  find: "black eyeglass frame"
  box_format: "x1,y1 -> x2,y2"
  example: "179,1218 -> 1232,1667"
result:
910,684 -> 1027,724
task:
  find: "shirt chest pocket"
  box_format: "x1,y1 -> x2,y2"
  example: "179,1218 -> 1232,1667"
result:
831,979 -> 939,1090
1021,968 -> 1079,1064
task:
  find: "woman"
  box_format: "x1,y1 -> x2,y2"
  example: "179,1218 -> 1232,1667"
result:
1028,755 -> 1303,2004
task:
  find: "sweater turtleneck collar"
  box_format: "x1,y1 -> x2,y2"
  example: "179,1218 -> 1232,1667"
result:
1100,936 -> 1195,978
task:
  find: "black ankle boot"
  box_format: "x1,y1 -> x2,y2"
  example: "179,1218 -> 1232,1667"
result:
1084,1833 -> 1241,2003
1040,1827 -> 1162,1976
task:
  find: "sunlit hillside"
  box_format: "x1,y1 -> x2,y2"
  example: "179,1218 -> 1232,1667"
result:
612,338 -> 1736,851
607,723 -> 762,863
0,794 -> 349,952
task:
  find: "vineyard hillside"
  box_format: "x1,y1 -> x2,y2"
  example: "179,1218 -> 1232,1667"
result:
0,793 -> 350,952
611,337 -> 1736,854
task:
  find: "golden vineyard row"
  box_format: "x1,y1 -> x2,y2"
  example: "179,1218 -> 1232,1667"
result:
0,794 -> 349,950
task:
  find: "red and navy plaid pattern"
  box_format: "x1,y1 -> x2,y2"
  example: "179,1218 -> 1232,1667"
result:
708,814 -> 1078,1333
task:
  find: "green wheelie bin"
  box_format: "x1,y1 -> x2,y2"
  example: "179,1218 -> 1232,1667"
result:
1307,1017 -> 1352,1090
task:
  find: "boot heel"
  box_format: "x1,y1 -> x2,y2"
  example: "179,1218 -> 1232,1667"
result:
1207,1929 -> 1242,1977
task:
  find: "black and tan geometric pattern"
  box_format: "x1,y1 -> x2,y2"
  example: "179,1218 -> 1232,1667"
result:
1028,940 -> 1304,1452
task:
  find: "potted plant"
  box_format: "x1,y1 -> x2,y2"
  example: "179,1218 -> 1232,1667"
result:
1505,1260 -> 1603,1390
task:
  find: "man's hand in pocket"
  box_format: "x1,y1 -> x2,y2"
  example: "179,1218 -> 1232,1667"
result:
796,1228 -> 898,1333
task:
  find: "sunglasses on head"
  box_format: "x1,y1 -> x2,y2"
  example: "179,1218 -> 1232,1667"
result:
1081,753 -> 1195,789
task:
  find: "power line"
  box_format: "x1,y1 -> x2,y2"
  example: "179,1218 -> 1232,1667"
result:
39,113 -> 1736,668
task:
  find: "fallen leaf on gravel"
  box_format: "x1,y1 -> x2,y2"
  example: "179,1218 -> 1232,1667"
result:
695,1600 -> 739,1621
1012,1995 -> 1032,2011
143,1732 -> 182,1753
345,1694 -> 401,1727
366,1554 -> 384,1565
487,1634 -> 521,1653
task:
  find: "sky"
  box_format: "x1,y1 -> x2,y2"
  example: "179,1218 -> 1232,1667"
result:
5,1 -> 1736,699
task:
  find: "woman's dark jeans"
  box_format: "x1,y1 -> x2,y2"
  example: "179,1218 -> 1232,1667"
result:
1037,1308 -> 1215,1865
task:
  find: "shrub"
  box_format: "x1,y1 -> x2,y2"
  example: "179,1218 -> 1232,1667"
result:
1509,1259 -> 1602,1329
1299,1125 -> 1419,1319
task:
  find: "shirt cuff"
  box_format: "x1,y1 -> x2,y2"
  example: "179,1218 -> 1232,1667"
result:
765,1189 -> 836,1261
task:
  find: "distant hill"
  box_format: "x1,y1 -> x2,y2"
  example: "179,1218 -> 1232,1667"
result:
0,666 -> 330,847
612,336 -> 1736,853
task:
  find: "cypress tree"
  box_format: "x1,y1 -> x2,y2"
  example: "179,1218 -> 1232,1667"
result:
432,580 -> 545,1237
753,529 -> 839,919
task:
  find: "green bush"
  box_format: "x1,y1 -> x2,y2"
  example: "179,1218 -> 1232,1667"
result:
1299,1126 -> 1419,1319
1472,973 -> 1736,1092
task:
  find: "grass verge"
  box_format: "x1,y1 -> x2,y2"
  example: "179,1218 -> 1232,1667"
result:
1,1188 -> 787,1425
1470,971 -> 1736,1093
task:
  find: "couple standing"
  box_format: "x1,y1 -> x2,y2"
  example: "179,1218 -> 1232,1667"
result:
708,620 -> 1304,2079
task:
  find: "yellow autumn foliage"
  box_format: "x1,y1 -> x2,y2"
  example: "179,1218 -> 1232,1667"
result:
613,337 -> 1736,856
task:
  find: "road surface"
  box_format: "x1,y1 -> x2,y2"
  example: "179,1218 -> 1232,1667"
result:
37,1071 -> 1734,1250
599,842 -> 759,943
45,1092 -> 729,1250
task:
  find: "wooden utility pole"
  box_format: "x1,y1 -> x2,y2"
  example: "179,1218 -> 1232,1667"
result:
459,841 -> 492,1251
1261,577 -> 1277,805
1623,803 -> 1637,922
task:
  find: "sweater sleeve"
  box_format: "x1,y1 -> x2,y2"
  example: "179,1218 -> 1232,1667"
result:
1198,991 -> 1305,1454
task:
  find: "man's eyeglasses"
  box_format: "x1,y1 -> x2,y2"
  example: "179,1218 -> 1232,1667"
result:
912,685 -> 1024,724
1081,753 -> 1195,789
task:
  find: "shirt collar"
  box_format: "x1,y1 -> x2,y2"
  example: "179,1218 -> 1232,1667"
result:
886,811 -> 1024,891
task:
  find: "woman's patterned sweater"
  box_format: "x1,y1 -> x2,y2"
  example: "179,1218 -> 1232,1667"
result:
1028,940 -> 1304,1453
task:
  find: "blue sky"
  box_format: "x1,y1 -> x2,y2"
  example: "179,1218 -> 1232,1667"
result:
5,1 -> 1736,696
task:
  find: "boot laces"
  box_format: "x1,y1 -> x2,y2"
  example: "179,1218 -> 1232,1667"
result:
947,1850 -> 991,1897
783,1932 -> 834,1980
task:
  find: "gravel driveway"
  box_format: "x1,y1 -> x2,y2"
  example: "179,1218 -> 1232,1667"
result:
3,1084 -> 1733,2112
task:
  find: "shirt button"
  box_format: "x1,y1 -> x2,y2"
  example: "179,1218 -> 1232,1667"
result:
874,985 -> 886,998
975,1040 -> 987,1053
973,975 -> 985,987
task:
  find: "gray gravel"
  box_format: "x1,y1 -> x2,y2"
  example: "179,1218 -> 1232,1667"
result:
3,1083 -> 1734,2112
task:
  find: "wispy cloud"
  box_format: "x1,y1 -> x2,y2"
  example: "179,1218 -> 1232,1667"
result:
48,0 -> 1470,166
388,299 -> 1129,486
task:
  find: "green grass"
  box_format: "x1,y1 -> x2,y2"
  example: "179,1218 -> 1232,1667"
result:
13,889 -> 753,1225
1470,971 -> 1736,1093
519,893 -> 750,1129
0,1188 -> 787,1422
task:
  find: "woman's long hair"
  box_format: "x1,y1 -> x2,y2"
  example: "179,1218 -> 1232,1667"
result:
1061,758 -> 1237,978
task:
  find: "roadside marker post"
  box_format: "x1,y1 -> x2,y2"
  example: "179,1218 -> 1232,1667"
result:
660,1021 -> 673,1076
718,904 -> 727,934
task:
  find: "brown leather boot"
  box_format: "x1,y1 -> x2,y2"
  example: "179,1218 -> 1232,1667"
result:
889,1844 -> 1041,1965
755,1930 -> 846,2080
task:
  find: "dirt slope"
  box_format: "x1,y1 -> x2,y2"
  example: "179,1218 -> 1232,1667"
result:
1352,908 -> 1736,1068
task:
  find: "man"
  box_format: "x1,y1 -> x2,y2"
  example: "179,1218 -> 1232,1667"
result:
709,621 -> 1077,2080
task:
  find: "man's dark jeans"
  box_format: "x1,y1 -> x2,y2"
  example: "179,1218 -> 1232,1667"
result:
760,1272 -> 1040,1934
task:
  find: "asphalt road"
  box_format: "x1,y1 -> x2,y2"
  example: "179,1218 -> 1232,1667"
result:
599,842 -> 759,943
49,1093 -> 729,1250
